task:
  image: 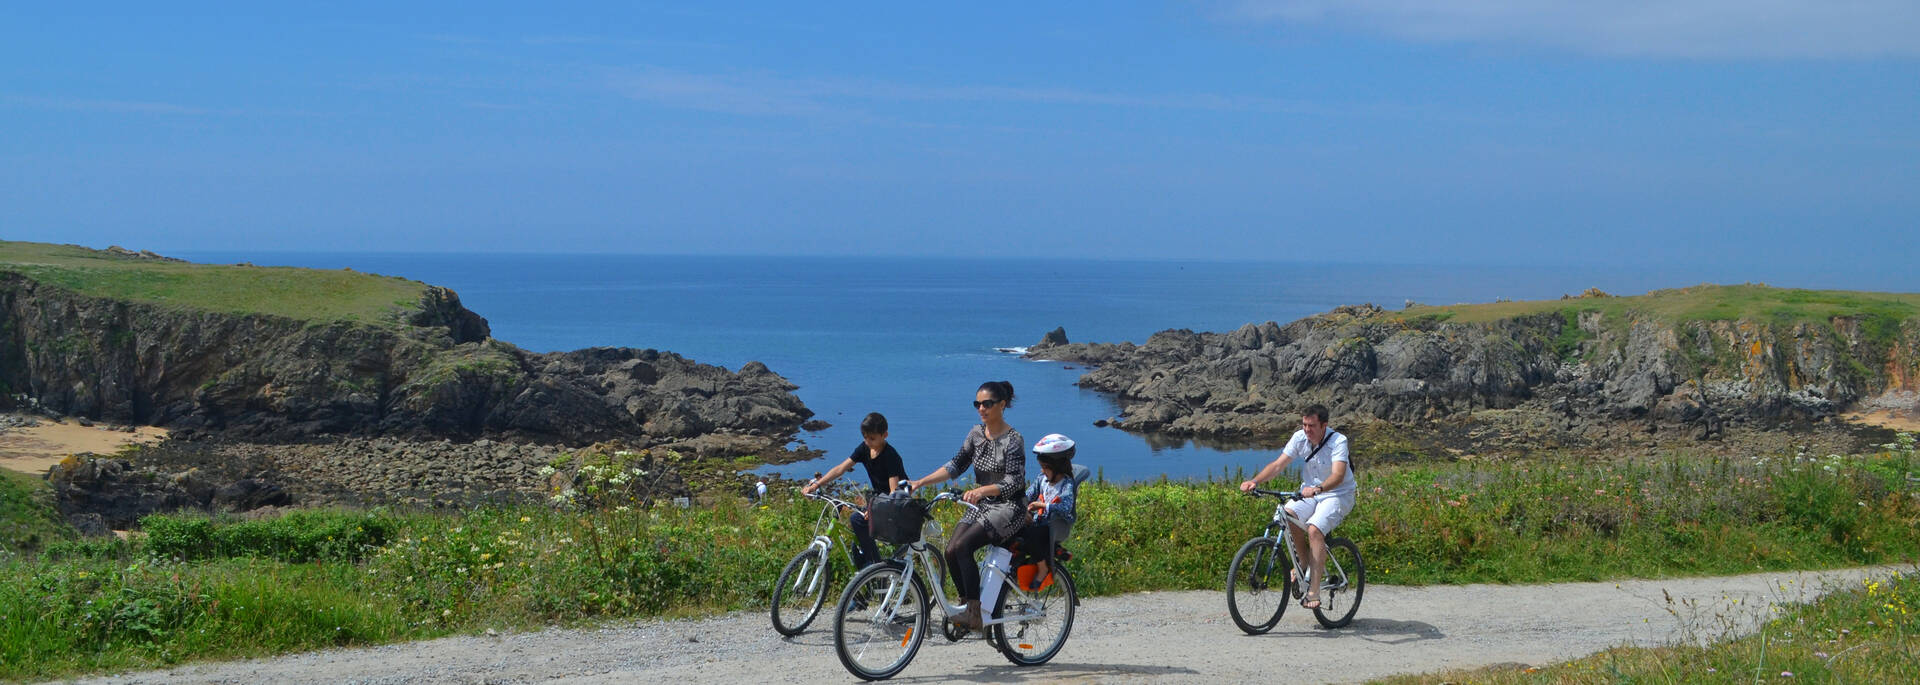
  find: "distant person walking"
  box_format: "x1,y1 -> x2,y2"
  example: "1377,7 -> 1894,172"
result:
906,381 -> 1026,631
801,412 -> 909,568
1239,404 -> 1355,610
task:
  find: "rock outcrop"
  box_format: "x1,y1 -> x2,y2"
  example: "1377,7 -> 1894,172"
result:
0,270 -> 811,447
1029,289 -> 1920,444
2,243 -> 819,530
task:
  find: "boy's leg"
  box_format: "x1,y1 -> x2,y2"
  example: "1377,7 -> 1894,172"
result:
848,509 -> 881,568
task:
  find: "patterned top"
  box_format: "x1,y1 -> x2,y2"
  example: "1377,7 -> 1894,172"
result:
941,424 -> 1027,540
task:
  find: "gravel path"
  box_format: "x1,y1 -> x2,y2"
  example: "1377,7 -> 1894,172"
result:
75,566 -> 1904,685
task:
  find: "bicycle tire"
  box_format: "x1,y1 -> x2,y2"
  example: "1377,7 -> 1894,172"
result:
833,563 -> 931,680
1226,536 -> 1289,634
991,564 -> 1076,665
770,546 -> 830,636
1311,537 -> 1365,629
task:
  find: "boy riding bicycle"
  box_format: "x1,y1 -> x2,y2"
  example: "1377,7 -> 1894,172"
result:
802,412 -> 908,569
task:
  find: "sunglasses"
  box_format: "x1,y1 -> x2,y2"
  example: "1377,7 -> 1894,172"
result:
972,398 -> 1002,409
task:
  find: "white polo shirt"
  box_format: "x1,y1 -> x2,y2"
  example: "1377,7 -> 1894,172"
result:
1282,429 -> 1355,496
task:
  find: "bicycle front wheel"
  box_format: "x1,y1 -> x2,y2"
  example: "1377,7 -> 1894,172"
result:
1226,536 -> 1289,634
991,564 -> 1076,666
1312,537 -> 1365,629
771,546 -> 830,636
833,563 -> 930,681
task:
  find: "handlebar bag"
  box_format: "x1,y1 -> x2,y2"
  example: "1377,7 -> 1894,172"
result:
868,494 -> 929,545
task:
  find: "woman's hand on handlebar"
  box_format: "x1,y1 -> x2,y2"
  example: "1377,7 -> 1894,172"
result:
1238,479 -> 1258,493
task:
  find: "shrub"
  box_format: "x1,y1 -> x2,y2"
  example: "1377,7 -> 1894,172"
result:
142,510 -> 397,563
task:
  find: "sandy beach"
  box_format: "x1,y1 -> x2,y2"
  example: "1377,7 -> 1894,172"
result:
0,418 -> 169,475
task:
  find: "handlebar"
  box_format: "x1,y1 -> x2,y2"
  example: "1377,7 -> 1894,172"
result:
803,490 -> 860,510
929,489 -> 983,513
878,483 -> 982,512
1245,488 -> 1305,501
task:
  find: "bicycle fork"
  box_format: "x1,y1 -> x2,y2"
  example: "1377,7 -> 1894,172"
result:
794,536 -> 835,595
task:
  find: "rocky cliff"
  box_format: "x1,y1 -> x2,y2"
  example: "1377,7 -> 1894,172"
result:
0,245 -> 813,447
1028,286 -> 1920,445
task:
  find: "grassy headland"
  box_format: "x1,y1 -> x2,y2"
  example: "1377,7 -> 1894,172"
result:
0,241 -> 427,324
1396,283 -> 1920,327
1400,283 -> 1920,368
2,437 -> 1915,680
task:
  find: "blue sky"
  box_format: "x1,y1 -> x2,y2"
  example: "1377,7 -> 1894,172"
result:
3,2 -> 1916,272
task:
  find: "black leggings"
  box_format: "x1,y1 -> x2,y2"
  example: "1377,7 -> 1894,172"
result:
944,520 -> 998,602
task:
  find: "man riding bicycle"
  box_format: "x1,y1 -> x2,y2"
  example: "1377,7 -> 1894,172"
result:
1239,404 -> 1355,610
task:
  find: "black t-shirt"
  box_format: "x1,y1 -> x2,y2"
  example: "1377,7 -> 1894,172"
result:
850,442 -> 908,493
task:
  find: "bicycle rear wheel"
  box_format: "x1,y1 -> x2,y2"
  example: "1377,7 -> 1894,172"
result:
1226,536 -> 1289,634
771,546 -> 831,636
1311,537 -> 1365,629
991,565 -> 1076,665
833,563 -> 930,680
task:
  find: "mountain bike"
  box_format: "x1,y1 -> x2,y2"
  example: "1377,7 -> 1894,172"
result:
1226,488 -> 1365,632
769,488 -> 863,636
830,490 -> 1077,681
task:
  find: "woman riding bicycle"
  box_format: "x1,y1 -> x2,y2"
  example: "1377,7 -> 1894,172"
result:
905,380 -> 1025,632
1239,404 -> 1355,610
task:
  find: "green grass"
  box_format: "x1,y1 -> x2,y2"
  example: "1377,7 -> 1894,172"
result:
1071,449 -> 1920,594
0,468 -> 76,553
2,439 -> 1916,680
1385,284 -> 1920,328
0,240 -> 428,323
1372,571 -> 1920,684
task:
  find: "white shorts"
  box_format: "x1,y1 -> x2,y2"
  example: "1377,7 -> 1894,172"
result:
1284,492 -> 1353,536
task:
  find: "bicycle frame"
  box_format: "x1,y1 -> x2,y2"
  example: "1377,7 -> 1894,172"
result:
868,492 -> 1051,629
795,491 -> 861,597
1251,490 -> 1350,595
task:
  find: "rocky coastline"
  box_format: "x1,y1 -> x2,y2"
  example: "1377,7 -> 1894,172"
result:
0,243 -> 819,530
1025,286 -> 1920,458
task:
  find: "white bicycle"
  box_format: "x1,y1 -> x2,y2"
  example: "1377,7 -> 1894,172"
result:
1226,488 -> 1366,632
831,490 -> 1078,680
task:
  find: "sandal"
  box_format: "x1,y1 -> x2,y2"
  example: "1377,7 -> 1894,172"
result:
1301,592 -> 1321,610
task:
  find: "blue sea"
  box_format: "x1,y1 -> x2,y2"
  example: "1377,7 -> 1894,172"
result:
178,253 -> 1913,484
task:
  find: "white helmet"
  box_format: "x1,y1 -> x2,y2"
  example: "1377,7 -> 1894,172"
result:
1033,433 -> 1076,464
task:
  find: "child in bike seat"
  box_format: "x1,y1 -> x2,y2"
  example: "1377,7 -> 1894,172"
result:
1015,433 -> 1079,590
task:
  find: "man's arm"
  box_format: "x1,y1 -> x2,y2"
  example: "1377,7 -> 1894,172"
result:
1240,454 -> 1293,492
1306,461 -> 1348,496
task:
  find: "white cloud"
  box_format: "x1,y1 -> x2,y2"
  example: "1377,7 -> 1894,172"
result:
1223,1 -> 1920,58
